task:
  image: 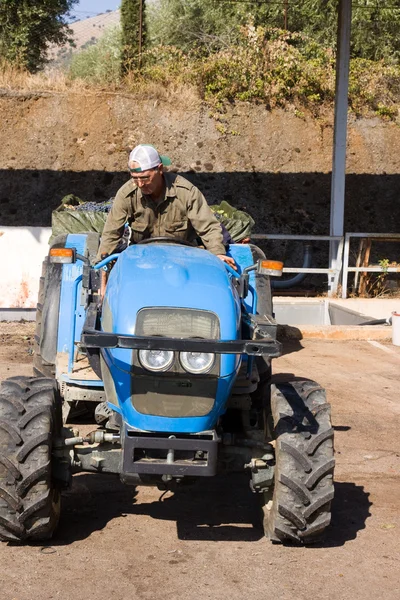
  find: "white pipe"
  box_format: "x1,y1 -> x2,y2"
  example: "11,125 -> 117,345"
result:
392,312 -> 400,346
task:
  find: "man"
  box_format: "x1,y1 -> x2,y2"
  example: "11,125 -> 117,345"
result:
97,144 -> 236,269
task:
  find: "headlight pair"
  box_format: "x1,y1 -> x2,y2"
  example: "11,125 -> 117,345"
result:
138,350 -> 215,374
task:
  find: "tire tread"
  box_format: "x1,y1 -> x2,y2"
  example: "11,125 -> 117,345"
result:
0,377 -> 60,543
263,379 -> 335,544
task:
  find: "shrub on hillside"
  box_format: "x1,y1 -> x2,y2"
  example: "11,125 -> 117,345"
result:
190,28 -> 335,109
349,58 -> 400,117
130,26 -> 399,119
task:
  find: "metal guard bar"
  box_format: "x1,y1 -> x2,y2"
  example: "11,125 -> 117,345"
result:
82,329 -> 281,357
81,304 -> 281,357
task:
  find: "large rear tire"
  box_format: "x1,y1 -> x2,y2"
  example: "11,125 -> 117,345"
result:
263,380 -> 335,544
0,377 -> 61,543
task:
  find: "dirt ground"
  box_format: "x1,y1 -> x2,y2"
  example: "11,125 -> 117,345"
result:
0,323 -> 399,600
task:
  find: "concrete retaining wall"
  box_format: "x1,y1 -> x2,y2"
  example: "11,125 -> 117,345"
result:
0,227 -> 51,309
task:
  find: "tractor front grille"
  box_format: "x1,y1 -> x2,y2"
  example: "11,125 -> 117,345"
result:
135,307 -> 220,339
130,376 -> 217,417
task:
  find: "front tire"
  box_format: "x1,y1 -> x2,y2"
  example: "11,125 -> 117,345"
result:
263,380 -> 335,544
0,377 -> 61,543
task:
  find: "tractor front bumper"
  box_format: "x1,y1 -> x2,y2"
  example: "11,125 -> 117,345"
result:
122,430 -> 219,478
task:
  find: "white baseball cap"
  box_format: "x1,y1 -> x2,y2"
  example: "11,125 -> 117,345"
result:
128,144 -> 171,172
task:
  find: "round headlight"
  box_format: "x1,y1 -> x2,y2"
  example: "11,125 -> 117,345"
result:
180,352 -> 215,374
139,349 -> 174,372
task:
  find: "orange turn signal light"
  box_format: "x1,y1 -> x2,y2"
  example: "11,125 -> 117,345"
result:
50,248 -> 74,258
257,259 -> 284,277
260,260 -> 284,272
49,247 -> 76,264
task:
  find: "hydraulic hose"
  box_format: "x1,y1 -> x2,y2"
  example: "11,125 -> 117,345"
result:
271,243 -> 313,289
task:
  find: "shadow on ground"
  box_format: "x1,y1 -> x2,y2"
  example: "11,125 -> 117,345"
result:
49,473 -> 371,548
327,481 -> 372,546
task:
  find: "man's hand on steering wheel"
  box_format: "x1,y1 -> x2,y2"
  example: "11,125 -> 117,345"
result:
217,255 -> 237,271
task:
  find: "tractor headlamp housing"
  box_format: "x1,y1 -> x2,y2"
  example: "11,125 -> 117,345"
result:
132,308 -> 221,379
180,352 -> 215,374
138,349 -> 174,372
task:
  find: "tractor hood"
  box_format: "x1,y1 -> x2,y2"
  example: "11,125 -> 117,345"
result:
103,244 -> 241,338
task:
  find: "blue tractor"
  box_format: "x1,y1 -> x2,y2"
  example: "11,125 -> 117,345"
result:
0,234 -> 334,544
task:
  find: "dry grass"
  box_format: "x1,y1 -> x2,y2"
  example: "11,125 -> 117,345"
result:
0,59 -> 202,110
123,74 -> 201,109
0,60 -> 80,92
0,59 -> 126,96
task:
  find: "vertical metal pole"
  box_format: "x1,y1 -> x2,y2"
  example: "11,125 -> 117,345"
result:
138,0 -> 143,70
329,0 -> 352,294
342,233 -> 351,299
284,0 -> 288,30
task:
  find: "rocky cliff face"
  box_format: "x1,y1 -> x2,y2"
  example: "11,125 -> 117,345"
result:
0,90 -> 399,266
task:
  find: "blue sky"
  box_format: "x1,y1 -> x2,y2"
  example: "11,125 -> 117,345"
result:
70,1 -> 121,20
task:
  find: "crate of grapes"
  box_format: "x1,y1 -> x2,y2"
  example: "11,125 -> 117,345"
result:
51,195 -> 113,241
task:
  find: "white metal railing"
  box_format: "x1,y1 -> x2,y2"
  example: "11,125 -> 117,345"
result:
341,233 -> 400,299
251,234 -> 344,297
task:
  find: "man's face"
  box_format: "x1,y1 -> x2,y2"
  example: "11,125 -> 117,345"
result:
129,162 -> 163,196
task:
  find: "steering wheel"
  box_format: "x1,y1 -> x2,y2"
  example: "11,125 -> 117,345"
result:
136,236 -> 195,247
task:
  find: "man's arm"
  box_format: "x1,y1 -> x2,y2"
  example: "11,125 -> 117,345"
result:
96,189 -> 131,262
187,189 -> 226,255
187,188 -> 237,269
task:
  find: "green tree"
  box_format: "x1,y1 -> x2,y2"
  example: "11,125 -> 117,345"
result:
351,2 -> 400,63
69,26 -> 122,84
147,0 -> 400,63
239,0 -> 400,63
256,0 -> 400,63
147,0 -> 243,51
121,0 -> 146,70
0,0 -> 77,72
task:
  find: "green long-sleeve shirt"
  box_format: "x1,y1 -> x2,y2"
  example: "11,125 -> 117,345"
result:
97,172 -> 225,260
